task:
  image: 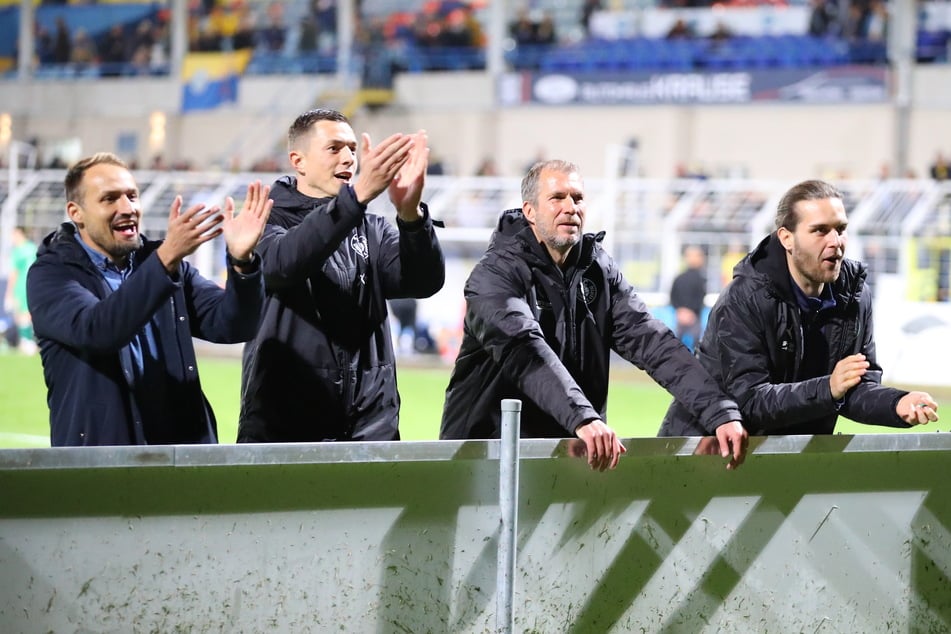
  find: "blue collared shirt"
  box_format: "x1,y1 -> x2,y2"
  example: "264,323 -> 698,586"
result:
74,233 -> 160,380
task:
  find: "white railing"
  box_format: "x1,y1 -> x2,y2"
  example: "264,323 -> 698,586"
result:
4,169 -> 951,296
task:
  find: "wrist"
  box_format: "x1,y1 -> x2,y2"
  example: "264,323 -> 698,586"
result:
226,251 -> 256,272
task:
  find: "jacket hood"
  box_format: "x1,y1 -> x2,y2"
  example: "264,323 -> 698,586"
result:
268,175 -> 337,229
37,221 -> 79,258
488,208 -> 534,245
736,232 -> 866,305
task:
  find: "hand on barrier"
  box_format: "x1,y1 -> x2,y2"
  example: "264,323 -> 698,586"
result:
715,420 -> 748,471
897,392 -> 939,426
575,419 -> 626,472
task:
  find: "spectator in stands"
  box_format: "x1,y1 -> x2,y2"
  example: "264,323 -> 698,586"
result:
930,152 -> 949,181
808,0 -> 840,36
581,0 -> 603,38
237,108 -> 445,443
865,0 -> 888,42
534,12 -> 557,46
709,21 -> 734,42
475,157 -> 498,176
258,2 -> 288,53
52,17 -> 71,65
666,18 -> 694,39
510,8 -> 537,47
27,152 -> 272,446
100,24 -> 128,75
670,245 -> 707,352
659,179 -> 940,437
440,160 -> 747,471
69,28 -> 98,70
4,227 -> 37,354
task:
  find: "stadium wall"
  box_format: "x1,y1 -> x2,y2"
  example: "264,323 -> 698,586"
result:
1,65 -> 951,178
2,436 -> 950,632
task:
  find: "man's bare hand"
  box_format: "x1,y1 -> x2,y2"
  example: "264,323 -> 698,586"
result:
222,180 -> 273,265
389,130 -> 429,221
897,391 -> 939,425
156,196 -> 223,273
575,419 -> 626,472
352,132 -> 413,205
830,353 -> 869,400
714,420 -> 748,471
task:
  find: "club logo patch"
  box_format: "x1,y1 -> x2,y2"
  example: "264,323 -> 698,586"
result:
580,278 -> 597,305
350,235 -> 369,260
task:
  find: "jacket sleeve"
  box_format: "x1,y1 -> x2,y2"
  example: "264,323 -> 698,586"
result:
607,259 -> 740,434
464,256 -> 600,434
710,283 -> 839,432
376,203 -> 445,299
27,252 -> 181,354
259,185 -> 365,290
839,288 -> 910,428
181,254 -> 265,344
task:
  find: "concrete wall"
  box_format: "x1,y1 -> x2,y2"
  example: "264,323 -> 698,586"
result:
1,65 -> 949,178
2,435 -> 951,632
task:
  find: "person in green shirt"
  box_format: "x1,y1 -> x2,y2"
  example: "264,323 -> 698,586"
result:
4,226 -> 37,353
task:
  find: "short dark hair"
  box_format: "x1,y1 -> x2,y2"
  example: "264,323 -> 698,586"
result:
64,152 -> 128,205
521,159 -> 580,205
288,108 -> 350,151
775,179 -> 843,231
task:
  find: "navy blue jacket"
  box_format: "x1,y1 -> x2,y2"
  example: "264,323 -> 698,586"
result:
237,177 -> 445,442
440,209 -> 740,440
27,222 -> 265,446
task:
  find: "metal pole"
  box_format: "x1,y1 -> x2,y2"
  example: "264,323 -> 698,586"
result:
497,398 -> 521,634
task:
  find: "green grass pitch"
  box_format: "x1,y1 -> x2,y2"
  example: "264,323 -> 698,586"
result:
1,351 -> 945,449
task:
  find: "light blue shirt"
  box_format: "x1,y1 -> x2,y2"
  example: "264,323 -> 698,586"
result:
74,232 -> 160,380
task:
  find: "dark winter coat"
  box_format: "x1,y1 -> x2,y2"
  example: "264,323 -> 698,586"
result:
237,177 -> 445,442
440,209 -> 740,439
27,222 -> 265,446
659,233 -> 909,436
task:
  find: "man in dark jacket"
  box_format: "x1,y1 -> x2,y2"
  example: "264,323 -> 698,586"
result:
660,179 -> 939,437
27,152 -> 271,446
237,108 -> 444,442
441,160 -> 747,471
669,244 -> 707,351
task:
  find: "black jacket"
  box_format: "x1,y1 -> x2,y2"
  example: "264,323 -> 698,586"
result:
440,209 -> 740,439
27,222 -> 264,446
670,267 -> 706,316
237,177 -> 445,442
659,233 -> 909,436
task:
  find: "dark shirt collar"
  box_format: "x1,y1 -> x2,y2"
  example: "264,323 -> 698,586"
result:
790,273 -> 837,314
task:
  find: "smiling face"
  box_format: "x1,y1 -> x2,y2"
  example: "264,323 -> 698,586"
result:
289,119 -> 358,199
523,166 -> 585,266
778,197 -> 848,296
66,162 -> 142,266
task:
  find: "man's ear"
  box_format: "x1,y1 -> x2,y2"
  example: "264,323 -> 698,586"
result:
288,150 -> 304,174
777,226 -> 794,252
522,201 -> 535,225
65,201 -> 83,226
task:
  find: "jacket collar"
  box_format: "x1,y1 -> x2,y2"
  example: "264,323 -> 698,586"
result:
490,208 -> 602,273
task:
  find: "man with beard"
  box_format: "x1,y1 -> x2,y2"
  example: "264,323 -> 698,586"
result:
27,152 -> 271,446
659,179 -> 939,437
237,108 -> 444,442
441,160 -> 747,471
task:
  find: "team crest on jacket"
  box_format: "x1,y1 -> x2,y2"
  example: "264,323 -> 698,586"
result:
350,235 -> 369,260
580,278 -> 597,305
